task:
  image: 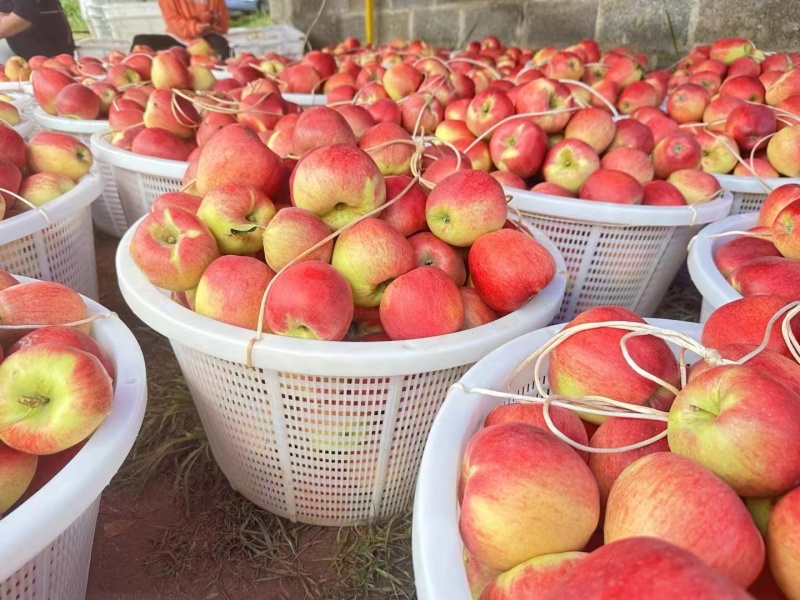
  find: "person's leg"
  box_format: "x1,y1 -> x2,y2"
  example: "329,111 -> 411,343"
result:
203,33 -> 230,59
131,34 -> 185,53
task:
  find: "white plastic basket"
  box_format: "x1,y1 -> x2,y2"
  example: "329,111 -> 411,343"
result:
34,110 -> 128,238
687,212 -> 753,322
3,92 -> 33,119
116,221 -> 567,526
0,175 -> 103,300
412,317 -> 702,600
227,25 -> 305,59
101,2 -> 166,40
506,188 -> 733,322
90,132 -> 188,226
0,82 -> 33,95
11,117 -> 34,140
0,276 -> 147,600
714,174 -> 800,216
283,93 -> 325,107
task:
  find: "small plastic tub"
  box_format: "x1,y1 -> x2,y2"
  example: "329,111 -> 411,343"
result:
714,174 -> 800,216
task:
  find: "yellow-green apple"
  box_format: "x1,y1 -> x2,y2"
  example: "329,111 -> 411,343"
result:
0,158 -> 22,208
130,207 -> 219,291
608,118 -> 654,153
459,287 -> 498,330
490,170 -> 526,189
143,89 -> 200,139
26,132 -> 92,181
767,486 -> 800,599
735,156 -> 780,177
0,442 -> 37,513
366,97 -> 402,125
666,83 -> 710,123
563,108 -> 615,154
730,256 -> 800,300
514,78 -> 575,133
696,131 -> 738,173
151,51 -> 191,90
484,401 -> 588,462
542,139 -> 600,193
194,256 -> 275,330
487,119 -> 545,178
772,200 -> 800,259
719,75 -> 766,104
4,56 -> 31,81
18,172 -> 75,206
291,106 -> 357,156
197,124 -> 283,197
197,181 -> 276,255
331,217 -> 416,306
292,144 -> 386,231
407,232 -> 466,286
357,122 -> 414,176
265,260 -> 353,340
589,417 -> 669,507
379,266 -> 464,339
11,325 -> 114,378
425,170 -> 507,246
0,343 -> 113,455
262,207 -> 333,271
334,104 -> 375,138
469,228 -> 555,312
669,364 -> 800,497
0,100 -> 20,125
642,180 -> 687,206
444,97 -> 470,121
616,81 -> 660,114
766,69 -> 800,106
459,422 -> 599,572
382,63 -> 423,100
131,127 -> 195,161
767,126 -> 800,177
531,181 -> 575,197
760,184 -> 800,228
465,89 -> 515,139
378,175 -> 428,237
548,306 -> 679,424
400,92 -> 444,135
548,537 -> 754,600
31,67 -> 73,115
605,453 -> 764,587
703,96 -> 744,131
600,147 -> 653,184
702,295 -> 798,356
726,103 -> 777,152
652,133 -> 701,178
579,168 -> 644,204
710,37 -> 758,65
714,236 -> 780,277
666,169 -> 721,204
479,552 -> 587,600
105,64 -> 141,89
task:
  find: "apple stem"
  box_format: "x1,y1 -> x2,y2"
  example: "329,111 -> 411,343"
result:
0,397 -> 48,431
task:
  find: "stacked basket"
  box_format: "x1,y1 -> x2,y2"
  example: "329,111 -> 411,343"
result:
715,174 -> 800,215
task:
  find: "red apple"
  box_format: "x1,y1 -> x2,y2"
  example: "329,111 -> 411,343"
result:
730,256 -> 800,300
726,103 -> 777,152
579,169 -> 644,204
760,184 -> 800,228
10,326 -> 114,379
600,147 -> 653,184
768,486 -> 800,599
0,442 -> 37,513
459,287 -> 499,330
488,118 -> 547,178
408,232 -> 466,286
608,118 -> 654,154
542,139 -> 600,193
714,235 -> 780,277
652,133 -> 702,179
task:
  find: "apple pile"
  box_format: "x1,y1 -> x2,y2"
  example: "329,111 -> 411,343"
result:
128,118 -> 559,341
662,37 -> 800,179
712,183 -> 800,300
0,270 -> 116,519
0,125 -> 93,219
460,303 -> 800,599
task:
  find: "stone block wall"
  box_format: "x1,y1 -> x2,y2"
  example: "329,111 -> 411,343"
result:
269,0 -> 800,62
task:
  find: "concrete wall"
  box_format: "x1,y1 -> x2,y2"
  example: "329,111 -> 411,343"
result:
270,0 -> 800,63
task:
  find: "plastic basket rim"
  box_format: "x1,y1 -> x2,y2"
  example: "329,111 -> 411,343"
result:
0,175 -> 102,244
34,107 -> 109,134
411,317 -> 702,600
116,217 -> 568,376
0,276 -> 147,581
687,212 -> 753,312
3,92 -> 32,109
11,116 -> 33,137
507,187 -> 733,227
715,173 -> 800,194
283,93 -> 326,106
0,81 -> 32,93
90,131 -> 189,178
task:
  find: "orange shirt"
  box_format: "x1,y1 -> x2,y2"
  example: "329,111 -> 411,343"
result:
157,0 -> 229,41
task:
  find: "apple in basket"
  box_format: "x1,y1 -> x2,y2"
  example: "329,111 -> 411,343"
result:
0,443 -> 37,514
31,67 -> 73,115
54,83 -> 101,120
18,172 -> 76,207
768,486 -> 800,599
729,257 -> 800,301
292,107 -> 357,156
26,132 -> 93,182
0,281 -> 90,345
478,551 -> 587,599
357,122 -> 415,177
378,176 -> 428,237
0,100 -> 20,126
0,125 -> 26,170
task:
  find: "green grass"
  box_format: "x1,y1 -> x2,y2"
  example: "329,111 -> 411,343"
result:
62,0 -> 88,33
230,11 -> 273,28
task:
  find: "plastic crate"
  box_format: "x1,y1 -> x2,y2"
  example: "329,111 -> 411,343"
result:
506,188 -> 733,322
2,92 -> 34,119
227,25 -> 305,59
89,132 -> 188,226
715,174 -> 800,215
115,222 -> 568,526
0,277 -> 147,600
102,2 -> 166,41
687,212 -> 753,322
412,318 -> 702,600
0,175 -> 103,300
33,111 -> 128,238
